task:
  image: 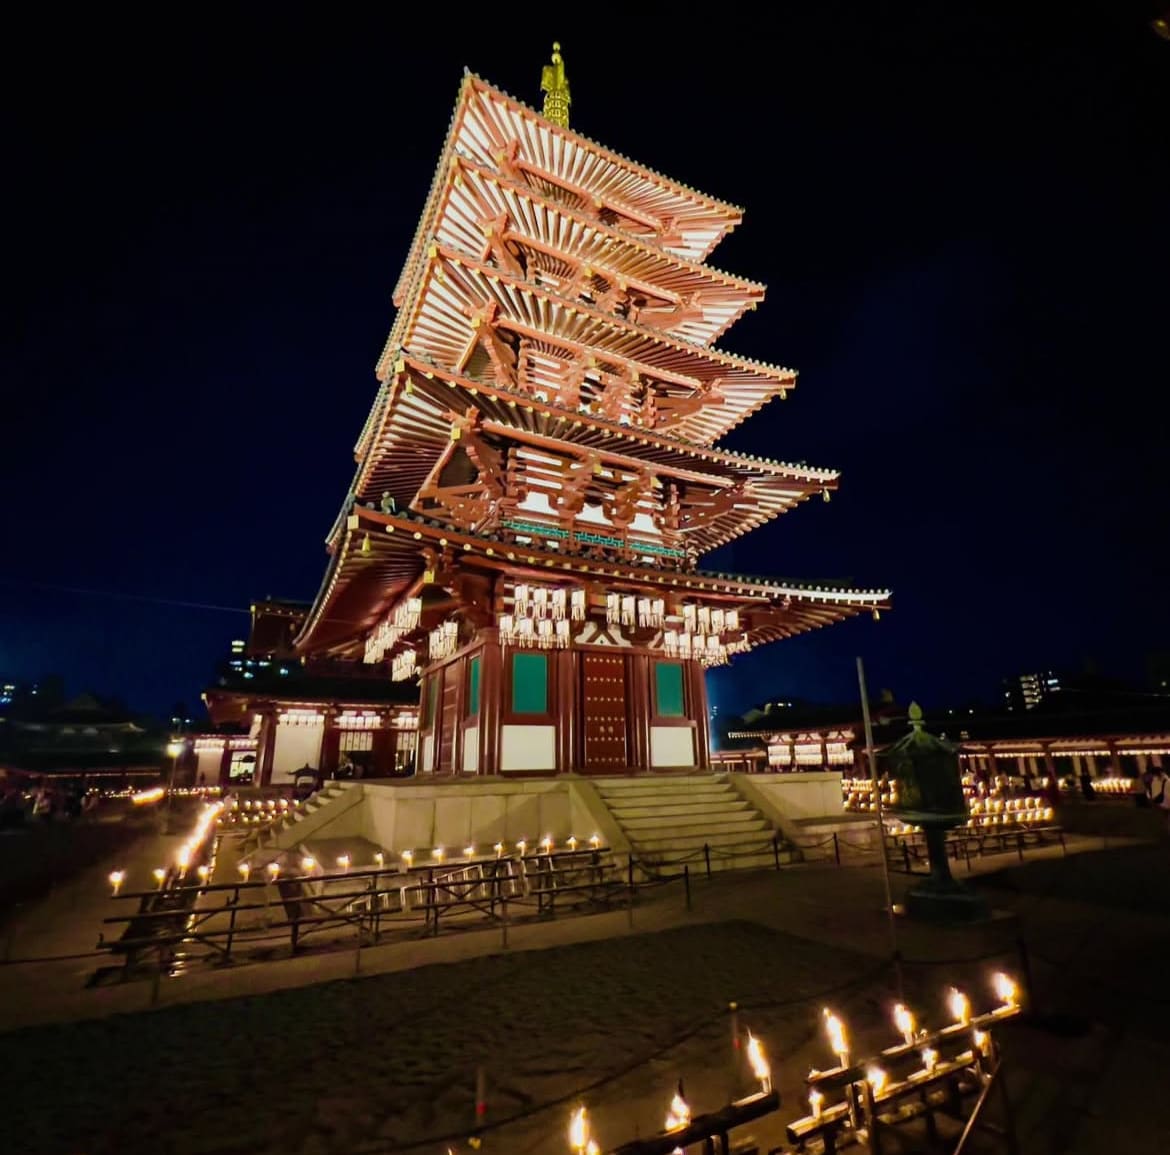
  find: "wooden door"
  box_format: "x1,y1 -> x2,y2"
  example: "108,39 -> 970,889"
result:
581,652 -> 628,772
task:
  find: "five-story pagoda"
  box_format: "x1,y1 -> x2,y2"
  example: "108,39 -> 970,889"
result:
293,47 -> 891,776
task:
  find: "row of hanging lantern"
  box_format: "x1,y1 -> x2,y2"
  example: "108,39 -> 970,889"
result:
512,584 -> 588,622
662,603 -> 746,667
428,620 -> 459,662
391,650 -> 417,682
363,596 -> 423,664
605,593 -> 666,629
499,615 -> 572,649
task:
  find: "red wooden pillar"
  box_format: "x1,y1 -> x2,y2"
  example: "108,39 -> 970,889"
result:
479,629 -> 502,777
555,649 -> 577,773
320,714 -> 341,777
686,662 -> 712,770
257,712 -> 277,786
629,653 -> 652,773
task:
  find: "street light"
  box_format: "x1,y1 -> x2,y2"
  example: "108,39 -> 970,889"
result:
164,740 -> 183,833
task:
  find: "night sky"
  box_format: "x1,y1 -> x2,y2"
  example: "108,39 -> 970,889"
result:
5,7 -> 1168,720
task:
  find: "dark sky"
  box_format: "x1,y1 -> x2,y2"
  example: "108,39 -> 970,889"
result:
5,6 -> 1168,720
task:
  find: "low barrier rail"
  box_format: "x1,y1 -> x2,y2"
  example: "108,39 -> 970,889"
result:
94,847 -> 693,989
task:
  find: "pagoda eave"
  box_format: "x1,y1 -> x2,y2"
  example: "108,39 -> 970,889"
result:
351,358 -> 836,515
393,74 -> 743,308
295,505 -> 891,659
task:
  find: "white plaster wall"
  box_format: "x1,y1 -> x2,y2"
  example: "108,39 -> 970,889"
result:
501,724 -> 556,771
271,721 -> 324,784
195,746 -> 223,785
650,726 -> 695,767
462,726 -> 479,774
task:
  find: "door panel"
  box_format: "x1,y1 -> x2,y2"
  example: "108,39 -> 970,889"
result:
581,653 -> 628,771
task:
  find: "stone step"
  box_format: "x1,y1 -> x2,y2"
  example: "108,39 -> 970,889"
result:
622,814 -> 767,833
596,784 -> 737,804
594,776 -> 730,792
608,799 -> 754,822
625,816 -> 770,838
630,827 -> 774,853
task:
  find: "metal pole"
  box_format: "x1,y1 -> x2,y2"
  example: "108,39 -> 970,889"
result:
857,656 -> 902,997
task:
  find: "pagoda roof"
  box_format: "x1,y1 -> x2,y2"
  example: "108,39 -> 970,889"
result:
382,245 -> 793,444
422,156 -> 764,347
294,504 -> 890,658
393,73 -> 742,310
345,358 -> 836,556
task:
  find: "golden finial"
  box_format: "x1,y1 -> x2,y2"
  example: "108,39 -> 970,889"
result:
541,41 -> 571,128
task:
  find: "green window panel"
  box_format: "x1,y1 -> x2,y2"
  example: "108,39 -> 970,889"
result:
467,654 -> 481,716
655,661 -> 685,717
512,652 -> 548,715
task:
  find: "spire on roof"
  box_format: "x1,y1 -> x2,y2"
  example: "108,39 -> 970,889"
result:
540,42 -> 571,128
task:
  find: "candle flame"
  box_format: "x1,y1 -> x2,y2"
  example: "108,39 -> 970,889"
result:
665,1090 -> 691,1130
433,847 -> 445,862
301,856 -> 316,872
337,855 -> 350,870
973,1029 -> 989,1056
374,852 -> 384,867
109,870 -> 125,894
993,972 -> 1018,1007
541,836 -> 553,853
921,1047 -> 938,1072
823,1009 -> 849,1064
589,833 -> 601,848
568,835 -> 578,850
809,1089 -> 824,1118
266,862 -> 280,879
585,1142 -> 598,1155
866,1066 -> 888,1095
402,850 -> 414,865
153,868 -> 166,885
197,865 -> 210,881
948,988 -> 971,1025
893,1003 -> 915,1044
746,1031 -> 771,1086
494,841 -> 504,856
569,1105 -> 588,1152
464,844 -> 475,858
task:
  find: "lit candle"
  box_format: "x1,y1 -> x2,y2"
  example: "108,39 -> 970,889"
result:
153,868 -> 166,889
569,1105 -> 588,1154
494,841 -> 504,857
267,862 -> 280,880
921,1047 -> 938,1073
993,972 -> 1018,1008
433,847 -> 445,864
948,988 -> 971,1025
893,1003 -> 916,1045
973,1029 -> 990,1058
568,835 -> 578,851
809,1089 -> 824,1119
541,836 -> 553,855
516,839 -> 527,856
337,855 -> 350,873
238,862 -> 251,882
746,1031 -> 771,1093
665,1089 -> 691,1130
197,865 -> 210,883
823,1009 -> 849,1068
866,1066 -> 888,1096
589,834 -> 601,849
301,856 -> 316,873
402,849 -> 414,868
463,844 -> 475,858
109,870 -> 126,896
373,852 -> 384,869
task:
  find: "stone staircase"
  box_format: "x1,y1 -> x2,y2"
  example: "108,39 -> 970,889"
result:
592,775 -> 796,874
237,781 -> 362,856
